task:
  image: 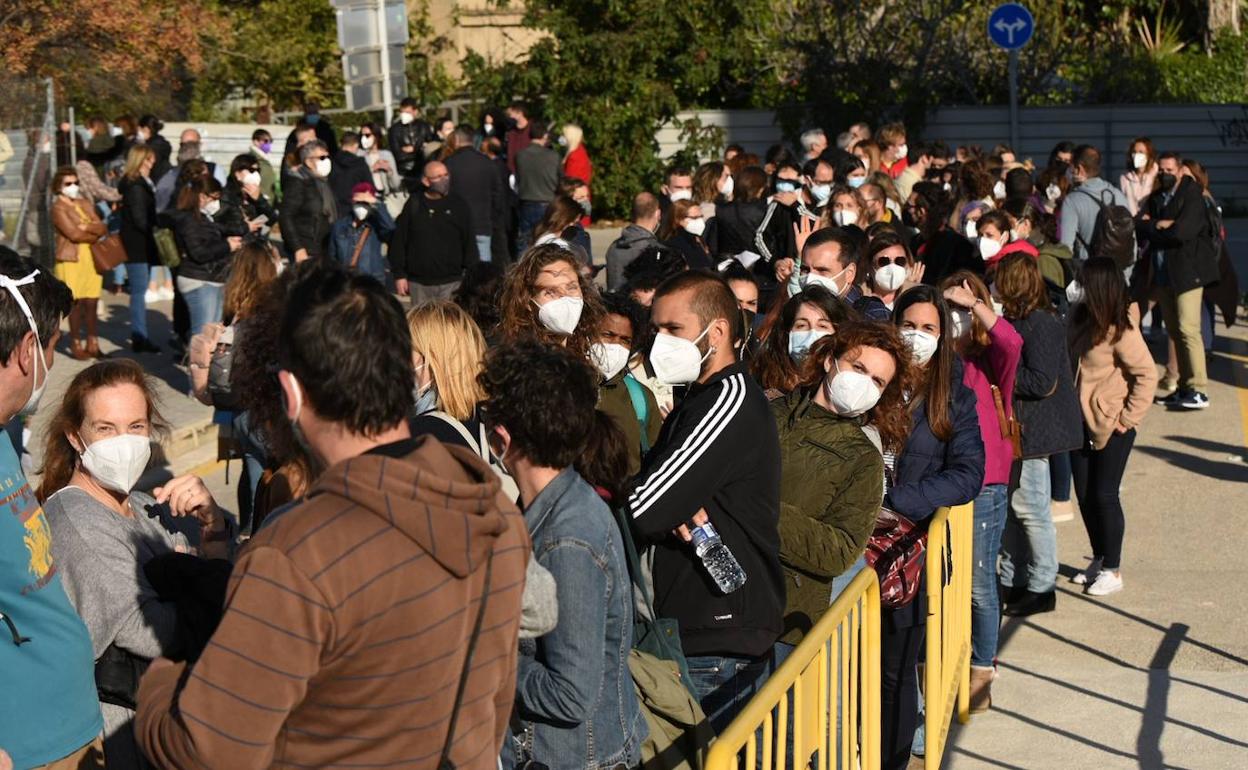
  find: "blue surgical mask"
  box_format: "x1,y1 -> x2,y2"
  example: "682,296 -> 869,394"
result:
775,180 -> 799,194
848,176 -> 867,189
788,329 -> 830,362
306,114 -> 321,126
413,383 -> 438,415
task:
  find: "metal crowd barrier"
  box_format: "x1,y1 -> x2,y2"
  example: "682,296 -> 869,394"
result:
922,502 -> 974,769
703,502 -> 974,770
704,567 -> 881,770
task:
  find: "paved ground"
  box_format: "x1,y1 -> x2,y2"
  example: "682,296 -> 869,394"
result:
946,320 -> 1248,769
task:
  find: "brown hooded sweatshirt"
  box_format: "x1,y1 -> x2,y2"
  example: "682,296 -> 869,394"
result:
135,436 -> 529,769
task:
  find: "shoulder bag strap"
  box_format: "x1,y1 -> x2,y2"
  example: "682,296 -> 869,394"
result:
437,549 -> 494,770
425,410 -> 480,451
622,375 -> 651,454
612,505 -> 658,620
348,224 -> 371,269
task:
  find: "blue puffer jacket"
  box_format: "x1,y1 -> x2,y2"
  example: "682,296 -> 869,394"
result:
883,358 -> 985,629
513,467 -> 646,770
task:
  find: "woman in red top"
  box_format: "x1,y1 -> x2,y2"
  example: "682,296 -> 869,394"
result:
561,124 -> 593,225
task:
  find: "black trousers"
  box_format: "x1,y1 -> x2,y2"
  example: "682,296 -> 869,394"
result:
1071,428 -> 1137,570
880,623 -> 925,770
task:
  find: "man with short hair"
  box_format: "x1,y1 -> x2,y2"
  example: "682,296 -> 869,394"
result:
660,165 -> 694,204
835,131 -> 854,151
1139,152 -> 1219,409
390,97 -> 434,181
627,271 -> 784,734
0,252 -> 103,770
876,122 -> 909,179
137,263 -> 528,769
329,131 -> 374,217
514,121 -> 560,253
799,128 -> 828,161
505,102 -> 532,174
279,140 -> 337,262
894,143 -> 933,201
250,128 -> 276,200
445,126 -> 505,262
606,192 -> 662,291
1060,144 -> 1128,262
390,160 -> 475,303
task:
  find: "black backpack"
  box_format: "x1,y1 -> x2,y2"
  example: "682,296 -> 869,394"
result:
207,327 -> 239,411
1075,189 -> 1136,270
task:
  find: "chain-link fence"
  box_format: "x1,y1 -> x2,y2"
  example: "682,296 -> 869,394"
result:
0,77 -> 57,265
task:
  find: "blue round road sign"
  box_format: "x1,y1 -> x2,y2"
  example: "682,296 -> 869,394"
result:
988,3 -> 1034,50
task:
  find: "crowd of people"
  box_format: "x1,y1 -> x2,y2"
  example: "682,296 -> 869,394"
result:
0,104 -> 1238,770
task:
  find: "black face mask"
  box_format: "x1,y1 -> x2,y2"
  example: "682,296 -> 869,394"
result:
1157,172 -> 1177,191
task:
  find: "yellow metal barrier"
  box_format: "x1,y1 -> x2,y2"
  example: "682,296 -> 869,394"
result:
704,567 -> 881,770
923,502 -> 974,769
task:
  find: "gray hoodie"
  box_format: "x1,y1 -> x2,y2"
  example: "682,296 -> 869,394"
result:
605,223 -> 659,291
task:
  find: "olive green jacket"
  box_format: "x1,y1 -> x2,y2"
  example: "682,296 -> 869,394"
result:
772,391 -> 884,645
599,370 -> 662,478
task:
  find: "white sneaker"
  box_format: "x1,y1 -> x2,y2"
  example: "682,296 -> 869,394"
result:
1071,557 -> 1102,585
1085,570 -> 1123,597
145,288 -> 160,303
1050,499 -> 1075,522
159,286 -> 176,301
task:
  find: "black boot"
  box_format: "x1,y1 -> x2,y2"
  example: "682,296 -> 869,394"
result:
999,583 -> 1027,607
131,334 -> 161,353
1003,589 -> 1056,617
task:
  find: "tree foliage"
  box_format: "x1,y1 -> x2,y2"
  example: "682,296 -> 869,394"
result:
0,0 -> 225,115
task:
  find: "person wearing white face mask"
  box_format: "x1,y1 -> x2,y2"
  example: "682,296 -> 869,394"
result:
1117,136 -> 1157,215
38,360 -> 231,768
777,226 -> 859,303
885,284 -> 985,768
0,258 -> 106,770
827,186 -> 866,229
771,321 -> 909,661
938,270 -> 1025,708
499,245 -> 604,359
591,293 -> 662,476
355,122 -> 401,198
628,271 -> 785,735
167,176 -> 241,336
692,160 -> 732,220
864,236 -> 918,320
660,199 -> 713,270
327,182 -> 396,285
279,139 -> 338,263
218,154 -> 277,249
50,166 -> 108,360
974,209 -> 1037,271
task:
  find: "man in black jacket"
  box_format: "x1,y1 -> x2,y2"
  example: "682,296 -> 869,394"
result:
1138,151 -> 1220,410
444,127 -> 505,263
329,132 -> 374,217
389,160 -> 475,304
278,141 -> 336,262
283,101 -> 338,157
626,270 -> 784,734
389,98 -> 434,182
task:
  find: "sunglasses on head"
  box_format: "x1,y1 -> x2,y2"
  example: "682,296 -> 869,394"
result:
875,254 -> 909,268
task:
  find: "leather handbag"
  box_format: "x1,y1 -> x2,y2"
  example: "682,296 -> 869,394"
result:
864,508 -> 927,609
153,227 -> 182,268
91,232 -> 128,274
991,384 -> 1024,460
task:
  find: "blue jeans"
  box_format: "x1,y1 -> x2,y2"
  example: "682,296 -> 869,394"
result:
686,653 -> 775,736
1049,450 -> 1072,502
124,263 -> 150,339
830,553 -> 869,604
517,200 -> 547,254
970,484 -> 1008,667
1000,458 -> 1058,593
180,281 -> 224,336
475,234 -> 492,263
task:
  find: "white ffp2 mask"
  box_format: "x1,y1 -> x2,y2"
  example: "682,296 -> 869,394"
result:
535,296 -> 584,335
649,327 -> 712,385
80,434 -> 151,494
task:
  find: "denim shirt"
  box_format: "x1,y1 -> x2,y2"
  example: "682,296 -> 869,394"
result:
514,467 -> 646,770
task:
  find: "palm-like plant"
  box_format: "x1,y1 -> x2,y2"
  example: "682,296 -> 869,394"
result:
1135,2 -> 1188,59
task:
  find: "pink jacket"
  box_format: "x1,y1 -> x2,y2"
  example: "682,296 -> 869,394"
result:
1119,168 -> 1157,216
961,316 -> 1023,486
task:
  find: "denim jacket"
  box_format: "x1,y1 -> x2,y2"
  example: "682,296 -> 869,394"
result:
514,467 -> 646,770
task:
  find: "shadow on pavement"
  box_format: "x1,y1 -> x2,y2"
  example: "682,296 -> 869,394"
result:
1133,444 -> 1248,483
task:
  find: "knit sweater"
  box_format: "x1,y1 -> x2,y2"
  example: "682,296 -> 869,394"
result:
135,437 -> 529,769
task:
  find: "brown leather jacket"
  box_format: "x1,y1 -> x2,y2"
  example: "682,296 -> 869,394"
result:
51,196 -> 106,263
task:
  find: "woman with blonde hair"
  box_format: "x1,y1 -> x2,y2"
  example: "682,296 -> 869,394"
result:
118,144 -> 163,352
38,359 -> 231,769
50,165 -> 108,359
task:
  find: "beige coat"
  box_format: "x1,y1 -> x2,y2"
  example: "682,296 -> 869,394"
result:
1071,305 -> 1159,450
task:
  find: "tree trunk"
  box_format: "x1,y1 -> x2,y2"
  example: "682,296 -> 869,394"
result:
1207,0 -> 1240,43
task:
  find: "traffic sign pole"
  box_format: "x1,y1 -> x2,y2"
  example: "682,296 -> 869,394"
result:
376,0 -> 393,125
1008,49 -> 1019,153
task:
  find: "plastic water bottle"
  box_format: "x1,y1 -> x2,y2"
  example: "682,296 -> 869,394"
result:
690,522 -> 747,594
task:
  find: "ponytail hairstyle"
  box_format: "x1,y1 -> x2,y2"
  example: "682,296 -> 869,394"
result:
892,285 -> 955,442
